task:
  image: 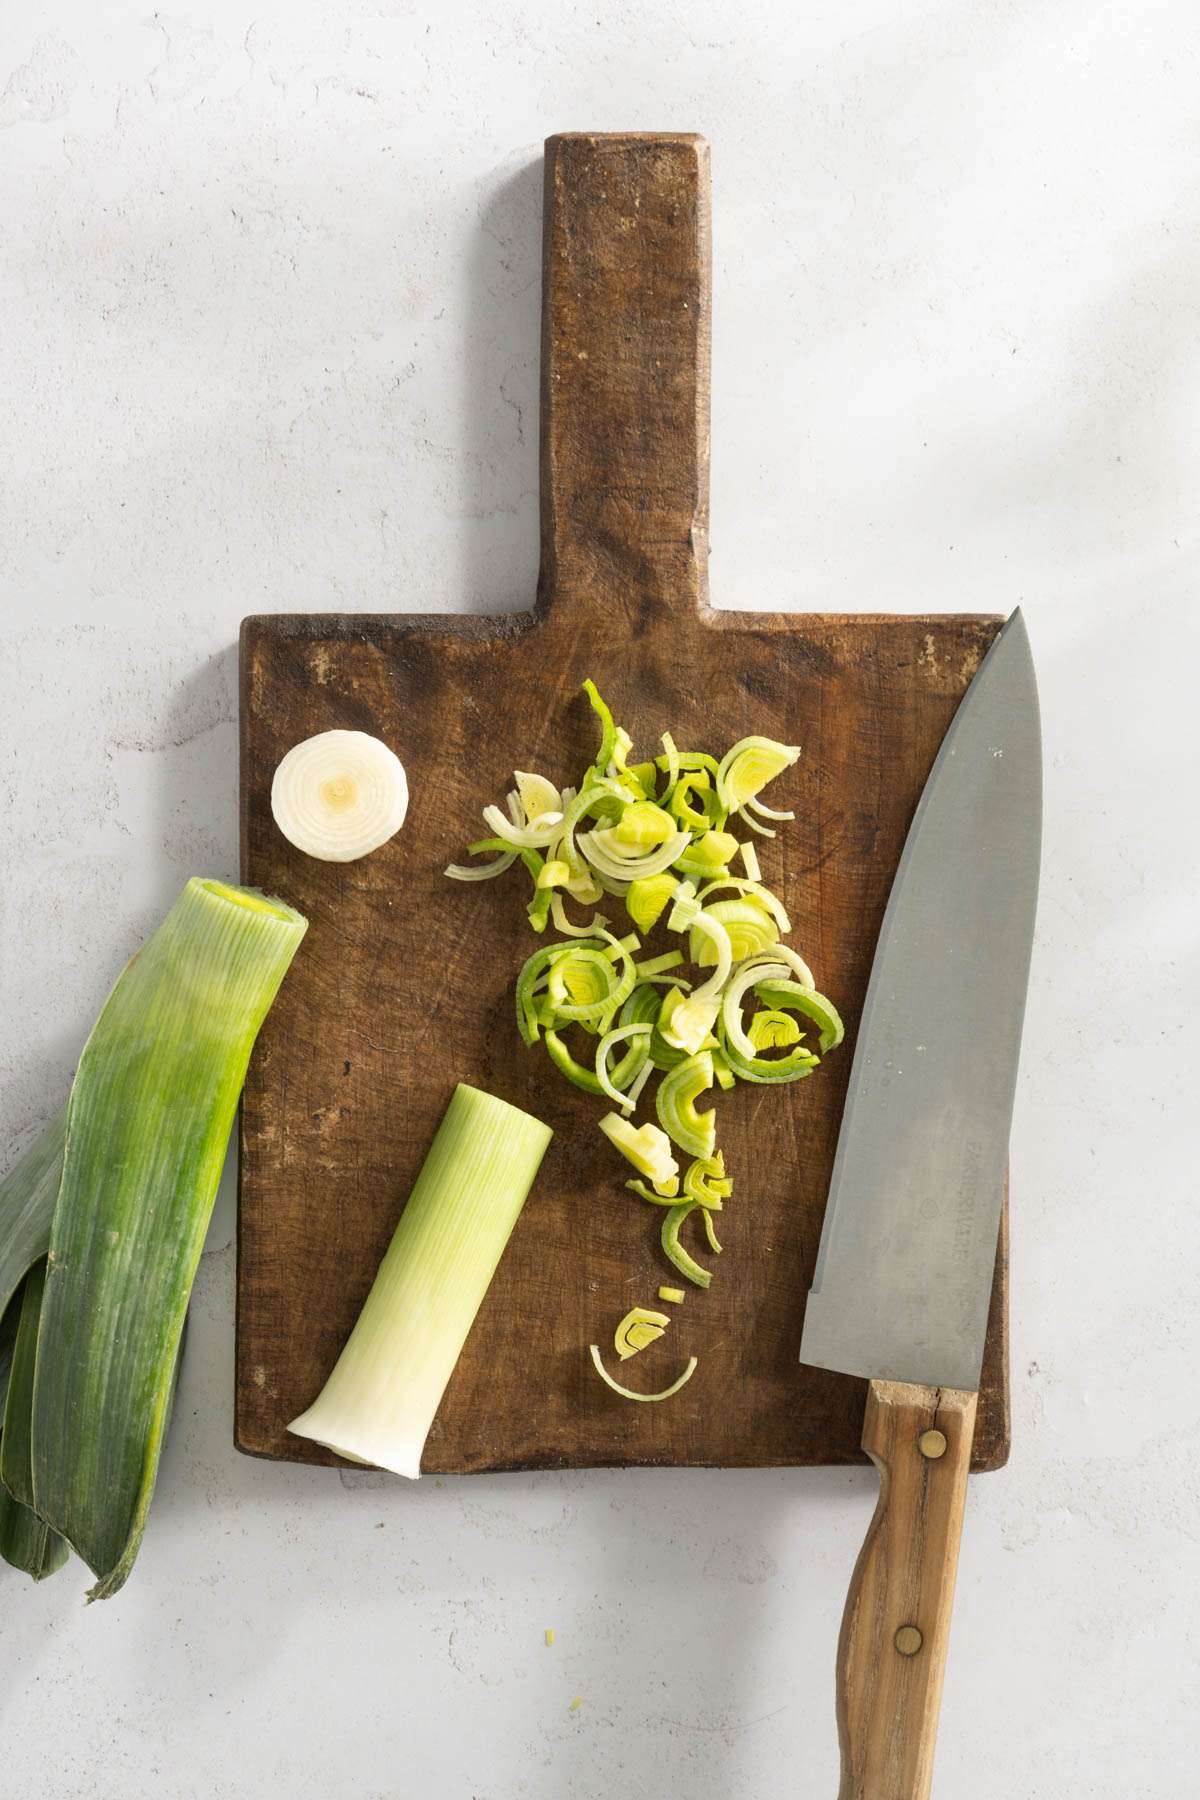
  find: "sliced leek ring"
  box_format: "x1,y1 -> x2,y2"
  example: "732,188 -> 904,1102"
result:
589,1343 -> 697,1403
271,729 -> 408,863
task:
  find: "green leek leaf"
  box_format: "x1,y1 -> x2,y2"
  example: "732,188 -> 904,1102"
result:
31,879 -> 307,1600
1,1265 -> 68,1582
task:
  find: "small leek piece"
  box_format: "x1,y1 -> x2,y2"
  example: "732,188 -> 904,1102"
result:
754,979 -> 845,1052
598,1115 -> 679,1189
748,1008 -> 802,1050
582,678 -> 617,777
625,1178 -> 684,1206
659,1286 -> 686,1304
682,1152 -> 732,1207
589,1343 -> 697,1403
445,845 -> 517,882
595,1024 -> 652,1113
482,801 -> 564,849
690,898 -> 779,966
514,771 -> 561,821
673,830 -> 739,878
655,1053 -> 717,1159
271,729 -> 408,862
716,736 -> 800,815
614,1307 -> 669,1359
579,829 -> 691,883
289,1085 -> 551,1477
694,876 -> 791,935
625,874 -> 679,934
31,878 -> 307,1599
661,1202 -> 717,1289
607,801 -> 676,852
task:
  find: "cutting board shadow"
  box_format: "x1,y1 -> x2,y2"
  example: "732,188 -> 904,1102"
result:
237,134 -> 1010,1474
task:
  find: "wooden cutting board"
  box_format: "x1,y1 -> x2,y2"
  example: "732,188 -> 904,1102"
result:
236,133 -> 1009,1474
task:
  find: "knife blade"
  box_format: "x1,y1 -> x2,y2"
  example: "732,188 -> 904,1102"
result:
800,608 -> 1041,1800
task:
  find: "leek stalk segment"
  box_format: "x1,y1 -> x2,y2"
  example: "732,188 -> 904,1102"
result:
31,878 -> 307,1599
289,1084 -> 551,1477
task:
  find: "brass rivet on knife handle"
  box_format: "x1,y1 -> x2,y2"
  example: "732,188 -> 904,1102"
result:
918,1429 -> 947,1460
836,1382 -> 978,1800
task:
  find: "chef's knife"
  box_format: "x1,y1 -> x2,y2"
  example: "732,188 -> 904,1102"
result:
800,608 -> 1041,1800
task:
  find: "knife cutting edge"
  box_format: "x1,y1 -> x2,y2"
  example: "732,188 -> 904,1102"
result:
800,607 -> 1041,1800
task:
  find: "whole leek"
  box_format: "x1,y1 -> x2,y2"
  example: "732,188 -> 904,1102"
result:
30,878 -> 307,1599
289,1083 -> 551,1477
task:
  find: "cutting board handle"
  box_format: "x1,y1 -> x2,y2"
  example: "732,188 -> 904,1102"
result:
537,133 -> 711,627
836,1381 -> 978,1799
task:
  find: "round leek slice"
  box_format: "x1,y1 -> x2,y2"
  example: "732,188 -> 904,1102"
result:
589,1343 -> 697,1403
271,729 -> 408,863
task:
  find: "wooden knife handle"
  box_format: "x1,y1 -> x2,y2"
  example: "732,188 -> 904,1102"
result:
836,1381 -> 978,1800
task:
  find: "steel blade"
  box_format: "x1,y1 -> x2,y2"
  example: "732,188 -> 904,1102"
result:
800,610 -> 1041,1390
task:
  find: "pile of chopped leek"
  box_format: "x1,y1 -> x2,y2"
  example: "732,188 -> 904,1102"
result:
0,879 -> 306,1593
447,683 -> 842,1400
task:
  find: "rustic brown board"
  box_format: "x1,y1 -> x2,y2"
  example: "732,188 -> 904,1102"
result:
236,133 -> 1009,1474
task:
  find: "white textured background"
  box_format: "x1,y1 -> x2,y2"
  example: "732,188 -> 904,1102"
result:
2,3 -> 1198,1796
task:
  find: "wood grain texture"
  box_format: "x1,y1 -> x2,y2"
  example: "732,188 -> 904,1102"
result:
836,1382 -> 978,1800
235,133 -> 1010,1473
